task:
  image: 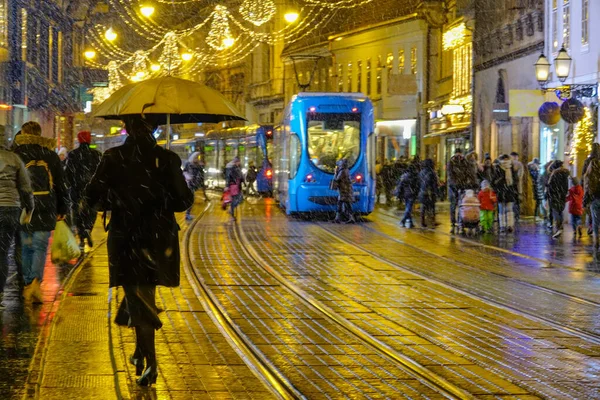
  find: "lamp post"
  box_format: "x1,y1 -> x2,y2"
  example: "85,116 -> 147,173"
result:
534,48 -> 596,100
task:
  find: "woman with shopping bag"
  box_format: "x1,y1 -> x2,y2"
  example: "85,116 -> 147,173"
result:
83,115 -> 193,387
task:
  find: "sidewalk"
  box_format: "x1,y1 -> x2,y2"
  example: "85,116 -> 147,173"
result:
26,204 -> 271,400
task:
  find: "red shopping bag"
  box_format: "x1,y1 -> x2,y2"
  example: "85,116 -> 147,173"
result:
221,188 -> 232,210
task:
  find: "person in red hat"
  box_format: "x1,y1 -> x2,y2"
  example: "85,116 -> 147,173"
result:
65,131 -> 102,248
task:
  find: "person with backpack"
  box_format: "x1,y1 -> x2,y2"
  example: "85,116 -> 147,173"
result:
245,161 -> 258,196
83,115 -> 193,387
65,131 -> 102,248
0,126 -> 34,308
584,150 -> 600,248
13,121 -> 68,303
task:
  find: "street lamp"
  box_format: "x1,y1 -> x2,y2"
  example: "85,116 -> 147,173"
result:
105,27 -> 117,41
534,53 -> 551,86
223,36 -> 235,48
140,4 -> 155,17
181,52 -> 193,61
84,49 -> 96,60
554,47 -> 572,83
284,11 -> 299,23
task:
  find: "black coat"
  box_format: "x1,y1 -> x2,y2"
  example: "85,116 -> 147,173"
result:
184,162 -> 205,190
418,166 -> 438,205
447,155 -> 477,190
547,168 -> 570,210
397,169 -> 419,201
334,166 -> 353,202
65,144 -> 102,204
84,135 -> 194,288
492,165 -> 519,203
14,134 -> 68,232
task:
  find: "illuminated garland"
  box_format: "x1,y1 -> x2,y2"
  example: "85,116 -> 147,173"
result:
571,107 -> 594,157
157,32 -> 182,72
206,5 -> 235,51
239,0 -> 276,26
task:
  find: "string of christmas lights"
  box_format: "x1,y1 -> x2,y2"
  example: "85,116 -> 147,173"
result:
239,0 -> 276,26
571,107 -> 594,157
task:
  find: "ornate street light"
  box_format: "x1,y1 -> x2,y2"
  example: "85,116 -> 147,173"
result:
84,49 -> 96,60
534,53 -> 551,86
554,47 -> 572,83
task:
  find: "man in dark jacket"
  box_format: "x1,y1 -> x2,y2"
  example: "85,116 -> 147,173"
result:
65,131 -> 102,248
83,115 -> 193,387
527,158 -> 542,219
419,159 -> 439,227
547,160 -> 570,238
0,127 -> 34,308
447,149 -> 472,233
245,161 -> 258,196
333,158 -> 355,223
14,121 -> 68,303
397,165 -> 419,228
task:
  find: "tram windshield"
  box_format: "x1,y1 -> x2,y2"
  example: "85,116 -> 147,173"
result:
307,112 -> 361,173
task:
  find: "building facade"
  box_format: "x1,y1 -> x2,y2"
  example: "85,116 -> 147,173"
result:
542,0 -> 599,175
0,0 -> 87,148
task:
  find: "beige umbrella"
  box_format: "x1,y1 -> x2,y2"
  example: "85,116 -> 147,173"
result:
93,76 -> 245,148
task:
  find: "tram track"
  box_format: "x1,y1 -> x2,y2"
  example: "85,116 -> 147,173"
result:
183,205 -> 303,400
233,213 -> 475,399
338,213 -> 600,344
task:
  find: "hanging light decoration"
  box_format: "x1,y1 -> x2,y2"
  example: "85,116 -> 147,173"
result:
239,0 -> 276,26
158,31 -> 182,72
105,27 -> 118,41
108,61 -> 122,90
131,50 -> 149,79
140,4 -> 155,17
206,5 -> 235,51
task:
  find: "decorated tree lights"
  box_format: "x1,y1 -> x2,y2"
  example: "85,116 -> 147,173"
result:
570,107 -> 595,159
158,32 -> 182,72
239,0 -> 276,26
206,5 -> 236,50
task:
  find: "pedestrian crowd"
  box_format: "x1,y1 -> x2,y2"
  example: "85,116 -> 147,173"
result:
376,145 -> 600,246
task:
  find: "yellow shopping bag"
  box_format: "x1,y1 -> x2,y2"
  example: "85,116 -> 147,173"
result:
51,221 -> 82,264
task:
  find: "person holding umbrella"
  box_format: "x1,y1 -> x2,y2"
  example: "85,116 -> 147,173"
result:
90,76 -> 244,387
83,115 -> 193,386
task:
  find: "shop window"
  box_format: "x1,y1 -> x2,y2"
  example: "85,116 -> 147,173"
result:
452,42 -> 472,97
552,0 -> 558,52
21,9 -> 27,61
376,56 -> 382,95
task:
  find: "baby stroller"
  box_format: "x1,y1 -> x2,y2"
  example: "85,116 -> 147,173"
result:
459,190 -> 480,236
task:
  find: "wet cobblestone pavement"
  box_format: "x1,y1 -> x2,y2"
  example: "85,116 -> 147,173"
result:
7,195 -> 600,399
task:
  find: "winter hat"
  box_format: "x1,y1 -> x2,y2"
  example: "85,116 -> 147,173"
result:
464,189 -> 475,198
481,180 -> 490,189
77,131 -> 92,144
58,147 -> 68,158
484,152 -> 491,161
532,157 -> 540,164
22,121 -> 42,136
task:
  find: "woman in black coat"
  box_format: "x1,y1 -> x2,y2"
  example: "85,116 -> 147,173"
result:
418,158 -> 439,227
84,116 -> 193,387
492,155 -> 519,233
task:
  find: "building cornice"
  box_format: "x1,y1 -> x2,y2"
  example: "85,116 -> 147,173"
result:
327,13 -> 420,41
474,41 -> 543,72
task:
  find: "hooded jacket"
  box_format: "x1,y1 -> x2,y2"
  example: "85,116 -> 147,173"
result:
567,185 -> 584,216
547,165 -> 570,210
418,159 -> 438,205
14,134 -> 67,232
0,144 -> 34,210
447,154 -> 477,190
65,143 -> 102,204
183,152 -> 205,190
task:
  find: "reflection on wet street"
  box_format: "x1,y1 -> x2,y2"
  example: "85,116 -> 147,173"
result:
0,241 -> 76,399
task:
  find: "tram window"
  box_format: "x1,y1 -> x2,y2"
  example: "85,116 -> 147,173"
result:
307,112 -> 361,173
289,134 -> 301,179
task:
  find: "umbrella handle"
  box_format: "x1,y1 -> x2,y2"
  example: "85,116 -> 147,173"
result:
141,102 -> 155,117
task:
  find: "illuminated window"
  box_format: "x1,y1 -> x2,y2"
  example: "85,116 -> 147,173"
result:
366,58 -> 371,95
581,0 -> 589,46
346,62 -> 352,92
552,0 -> 558,52
562,1 -> 570,49
58,31 -> 63,83
0,0 -> 6,48
21,9 -> 27,61
337,64 -> 343,92
410,47 -> 417,75
453,42 -> 472,97
398,50 -> 405,74
48,26 -> 53,81
376,56 -> 382,95
357,60 -> 362,93
386,53 -> 393,77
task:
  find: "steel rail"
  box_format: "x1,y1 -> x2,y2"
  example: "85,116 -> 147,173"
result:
317,221 -> 600,346
182,204 -> 305,400
235,212 -> 473,400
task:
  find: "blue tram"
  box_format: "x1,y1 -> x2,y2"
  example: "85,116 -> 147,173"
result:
202,125 -> 273,194
273,93 -> 375,215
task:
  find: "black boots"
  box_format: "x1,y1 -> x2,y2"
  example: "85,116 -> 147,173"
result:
135,326 -> 158,387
